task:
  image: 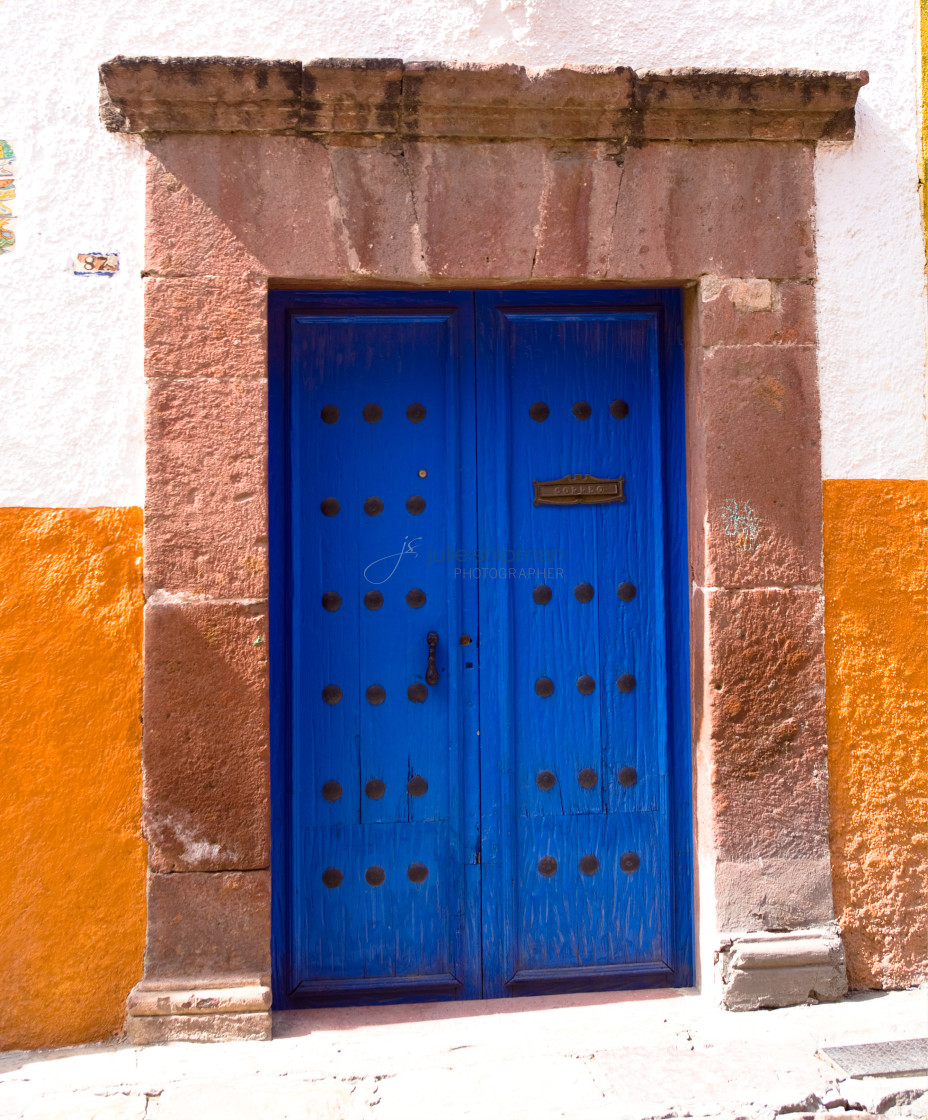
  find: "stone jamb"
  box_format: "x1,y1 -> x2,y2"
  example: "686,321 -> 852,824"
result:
100,58 -> 863,1042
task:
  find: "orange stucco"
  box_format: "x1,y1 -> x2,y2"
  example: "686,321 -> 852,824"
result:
824,479 -> 928,989
0,507 -> 145,1050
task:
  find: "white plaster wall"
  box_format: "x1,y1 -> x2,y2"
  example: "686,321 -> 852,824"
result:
0,0 -> 925,505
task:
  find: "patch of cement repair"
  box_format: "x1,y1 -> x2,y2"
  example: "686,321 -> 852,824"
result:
0,988 -> 925,1120
820,1039 -> 928,1079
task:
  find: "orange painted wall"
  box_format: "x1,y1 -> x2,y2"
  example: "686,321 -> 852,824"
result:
824,480 -> 928,989
0,508 -> 145,1050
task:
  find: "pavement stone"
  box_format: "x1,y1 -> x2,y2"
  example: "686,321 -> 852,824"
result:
21,1091 -> 146,1120
146,1077 -> 352,1120
0,988 -> 924,1120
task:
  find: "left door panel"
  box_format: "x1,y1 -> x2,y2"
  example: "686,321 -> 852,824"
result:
273,293 -> 479,1006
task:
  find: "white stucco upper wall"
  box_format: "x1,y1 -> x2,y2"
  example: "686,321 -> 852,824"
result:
0,0 -> 925,506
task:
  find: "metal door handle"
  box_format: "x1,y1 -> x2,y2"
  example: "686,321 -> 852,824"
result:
426,632 -> 440,686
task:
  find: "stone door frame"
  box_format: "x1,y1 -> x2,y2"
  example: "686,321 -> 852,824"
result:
98,57 -> 866,1042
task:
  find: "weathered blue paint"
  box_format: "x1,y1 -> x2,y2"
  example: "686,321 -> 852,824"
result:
476,290 -> 692,994
270,292 -> 480,1006
270,289 -> 692,1007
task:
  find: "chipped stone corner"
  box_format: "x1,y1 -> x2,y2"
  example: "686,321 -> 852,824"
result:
126,978 -> 272,1043
717,923 -> 848,1011
730,278 -> 775,312
700,274 -> 776,312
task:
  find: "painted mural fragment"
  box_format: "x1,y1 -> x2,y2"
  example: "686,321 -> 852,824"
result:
73,252 -> 119,276
0,140 -> 15,256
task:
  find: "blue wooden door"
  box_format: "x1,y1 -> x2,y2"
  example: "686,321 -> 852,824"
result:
270,289 -> 691,1006
475,291 -> 691,995
271,292 -> 481,1005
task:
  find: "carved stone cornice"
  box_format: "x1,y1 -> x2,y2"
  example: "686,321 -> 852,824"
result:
99,56 -> 867,142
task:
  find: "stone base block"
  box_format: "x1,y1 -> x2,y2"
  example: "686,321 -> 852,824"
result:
128,1011 -> 271,1043
719,925 -> 848,1011
126,980 -> 272,1043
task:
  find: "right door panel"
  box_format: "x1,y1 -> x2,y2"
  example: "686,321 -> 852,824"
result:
476,291 -> 689,997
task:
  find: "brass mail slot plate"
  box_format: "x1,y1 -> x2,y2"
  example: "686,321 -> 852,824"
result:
533,474 -> 626,506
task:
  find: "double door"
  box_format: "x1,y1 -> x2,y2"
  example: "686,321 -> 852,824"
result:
270,289 -> 692,1005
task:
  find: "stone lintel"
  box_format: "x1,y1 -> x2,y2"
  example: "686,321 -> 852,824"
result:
718,925 -> 848,1011
100,56 -> 868,142
100,57 -> 303,134
635,68 -> 865,141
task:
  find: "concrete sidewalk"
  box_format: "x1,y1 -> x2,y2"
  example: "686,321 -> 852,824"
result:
1,988 -> 925,1120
